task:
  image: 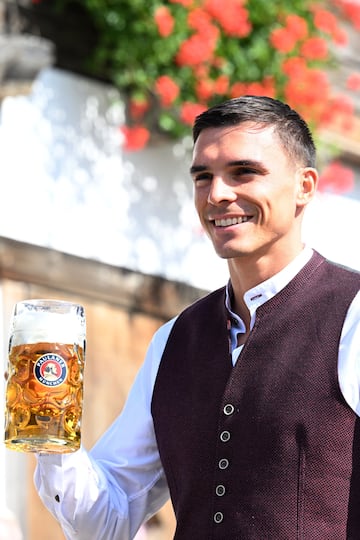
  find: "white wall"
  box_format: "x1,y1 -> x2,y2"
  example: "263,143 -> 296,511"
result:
0,68 -> 228,291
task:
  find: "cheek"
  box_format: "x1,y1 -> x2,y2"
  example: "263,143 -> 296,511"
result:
275,191 -> 299,227
194,190 -> 207,213
261,185 -> 297,221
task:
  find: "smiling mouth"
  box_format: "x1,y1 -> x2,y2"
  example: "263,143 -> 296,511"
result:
214,216 -> 252,227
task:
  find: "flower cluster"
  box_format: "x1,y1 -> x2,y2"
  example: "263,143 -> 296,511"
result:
32,0 -> 360,158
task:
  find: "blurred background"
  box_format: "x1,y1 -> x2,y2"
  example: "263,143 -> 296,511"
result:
0,0 -> 359,538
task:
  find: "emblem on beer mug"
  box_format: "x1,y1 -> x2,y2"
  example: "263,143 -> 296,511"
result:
34,354 -> 68,387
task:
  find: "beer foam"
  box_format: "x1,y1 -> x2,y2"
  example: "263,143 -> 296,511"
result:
12,309 -> 85,345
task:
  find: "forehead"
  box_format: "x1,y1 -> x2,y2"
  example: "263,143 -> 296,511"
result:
192,122 -> 285,164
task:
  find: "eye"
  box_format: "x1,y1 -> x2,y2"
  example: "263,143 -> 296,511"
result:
193,172 -> 213,185
229,167 -> 260,183
232,167 -> 257,178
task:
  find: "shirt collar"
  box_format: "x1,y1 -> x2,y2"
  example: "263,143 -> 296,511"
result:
226,246 -> 314,331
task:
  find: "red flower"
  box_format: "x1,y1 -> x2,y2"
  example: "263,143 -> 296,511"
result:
332,26 -> 348,46
245,81 -> 269,96
347,72 -> 360,91
312,4 -> 348,44
318,94 -> 354,129
176,28 -> 219,66
284,68 -> 331,123
282,57 -> 307,78
120,125 -> 150,151
154,6 -> 174,37
318,161 -> 354,194
285,14 -> 308,40
188,8 -> 213,32
155,75 -> 180,107
313,7 -> 338,35
270,14 -> 308,55
180,102 -> 207,125
195,78 -> 214,100
331,94 -> 354,116
204,0 -> 251,38
270,27 -> 297,53
129,97 -> 150,120
300,37 -> 328,60
336,0 -> 360,30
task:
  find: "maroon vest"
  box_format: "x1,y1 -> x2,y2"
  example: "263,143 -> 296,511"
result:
151,252 -> 360,539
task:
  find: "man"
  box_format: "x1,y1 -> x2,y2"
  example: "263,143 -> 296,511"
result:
35,96 -> 360,539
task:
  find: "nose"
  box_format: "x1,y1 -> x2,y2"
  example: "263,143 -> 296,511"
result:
207,175 -> 237,205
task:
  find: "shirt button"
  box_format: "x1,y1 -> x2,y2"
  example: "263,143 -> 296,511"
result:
214,511 -> 224,524
218,458 -> 229,470
215,484 -> 226,496
223,404 -> 235,416
220,430 -> 231,442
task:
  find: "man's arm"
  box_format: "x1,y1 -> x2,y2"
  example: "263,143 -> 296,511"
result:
34,319 -> 176,539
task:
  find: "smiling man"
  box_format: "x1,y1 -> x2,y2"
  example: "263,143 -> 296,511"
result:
35,96 -> 360,539
190,115 -> 317,335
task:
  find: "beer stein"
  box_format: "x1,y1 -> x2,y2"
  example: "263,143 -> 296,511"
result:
4,299 -> 86,453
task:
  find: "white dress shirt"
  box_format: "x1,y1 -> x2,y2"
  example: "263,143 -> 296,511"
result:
34,248 -> 360,540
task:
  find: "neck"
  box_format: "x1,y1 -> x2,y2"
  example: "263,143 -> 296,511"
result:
227,243 -> 305,328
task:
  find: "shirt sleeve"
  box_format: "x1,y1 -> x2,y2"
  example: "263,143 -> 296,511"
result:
338,290 -> 360,416
34,318 -> 176,540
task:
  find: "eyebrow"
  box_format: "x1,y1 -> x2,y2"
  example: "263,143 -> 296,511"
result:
190,159 -> 269,175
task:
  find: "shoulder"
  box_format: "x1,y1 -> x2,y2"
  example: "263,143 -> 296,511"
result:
323,256 -> 360,289
151,286 -> 227,356
314,251 -> 360,286
151,287 -> 227,345
324,257 -> 360,277
179,286 -> 226,316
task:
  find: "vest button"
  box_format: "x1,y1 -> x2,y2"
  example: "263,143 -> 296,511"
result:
215,484 -> 226,496
214,511 -> 224,524
223,404 -> 235,415
220,430 -> 231,442
218,458 -> 229,470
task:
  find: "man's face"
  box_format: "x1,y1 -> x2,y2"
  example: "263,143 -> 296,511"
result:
191,122 -> 309,262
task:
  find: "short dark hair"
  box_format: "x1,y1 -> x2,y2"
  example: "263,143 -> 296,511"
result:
193,95 -> 316,168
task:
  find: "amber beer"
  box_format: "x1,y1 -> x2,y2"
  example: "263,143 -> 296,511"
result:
4,299 -> 86,453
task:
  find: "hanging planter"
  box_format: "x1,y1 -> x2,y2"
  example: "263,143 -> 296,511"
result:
6,0 -> 360,153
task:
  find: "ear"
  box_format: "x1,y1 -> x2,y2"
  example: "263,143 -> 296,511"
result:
296,167 -> 318,209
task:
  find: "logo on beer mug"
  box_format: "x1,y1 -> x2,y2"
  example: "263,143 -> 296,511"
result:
34,354 -> 68,387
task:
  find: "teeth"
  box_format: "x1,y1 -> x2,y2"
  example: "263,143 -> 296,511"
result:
215,216 -> 250,227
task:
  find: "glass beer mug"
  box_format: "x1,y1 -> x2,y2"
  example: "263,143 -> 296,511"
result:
4,299 -> 86,453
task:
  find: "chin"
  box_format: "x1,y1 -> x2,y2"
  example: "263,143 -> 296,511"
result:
215,247 -> 250,259
215,241 -> 267,260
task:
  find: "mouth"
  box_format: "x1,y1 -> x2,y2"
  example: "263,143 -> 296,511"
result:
213,216 -> 252,227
